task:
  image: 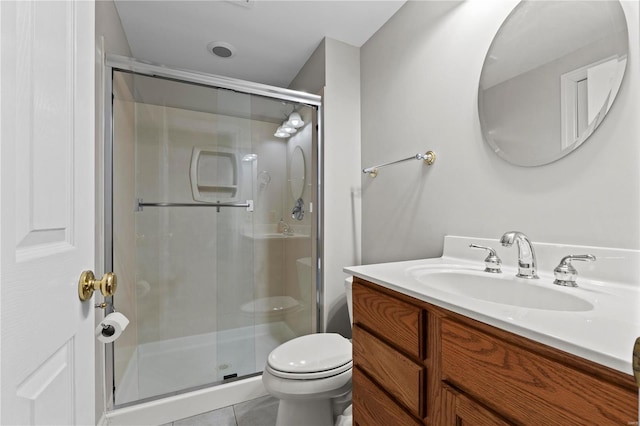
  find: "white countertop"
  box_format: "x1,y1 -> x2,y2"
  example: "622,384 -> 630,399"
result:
344,236 -> 640,375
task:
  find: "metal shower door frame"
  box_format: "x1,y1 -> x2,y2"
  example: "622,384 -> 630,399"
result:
102,54 -> 324,408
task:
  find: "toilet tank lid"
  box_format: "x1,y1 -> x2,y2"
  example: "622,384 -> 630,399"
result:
267,333 -> 352,373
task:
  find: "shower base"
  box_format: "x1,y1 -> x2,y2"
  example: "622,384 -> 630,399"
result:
106,375 -> 267,426
115,321 -> 296,406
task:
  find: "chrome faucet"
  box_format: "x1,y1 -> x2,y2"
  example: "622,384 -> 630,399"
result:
500,231 -> 539,279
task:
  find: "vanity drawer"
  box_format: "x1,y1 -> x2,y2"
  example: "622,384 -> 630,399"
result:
353,367 -> 422,426
353,325 -> 425,418
352,280 -> 424,359
441,318 -> 637,425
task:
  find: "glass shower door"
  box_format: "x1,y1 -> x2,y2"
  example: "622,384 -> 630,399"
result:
112,71 -> 259,404
110,65 -> 318,407
208,88 -> 257,382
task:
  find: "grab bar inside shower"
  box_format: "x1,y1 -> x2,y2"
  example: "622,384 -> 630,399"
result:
136,198 -> 254,213
362,151 -> 435,178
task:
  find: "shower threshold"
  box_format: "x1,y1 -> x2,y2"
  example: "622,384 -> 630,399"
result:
115,321 -> 296,406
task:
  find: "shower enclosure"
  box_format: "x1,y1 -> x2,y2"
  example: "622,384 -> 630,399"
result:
105,56 -> 321,407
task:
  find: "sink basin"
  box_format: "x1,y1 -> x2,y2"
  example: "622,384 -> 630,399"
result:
411,269 -> 593,312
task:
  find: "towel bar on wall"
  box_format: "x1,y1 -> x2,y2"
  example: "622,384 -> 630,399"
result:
362,151 -> 435,178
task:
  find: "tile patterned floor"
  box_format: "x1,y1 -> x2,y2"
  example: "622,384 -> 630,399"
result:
160,395 -> 279,426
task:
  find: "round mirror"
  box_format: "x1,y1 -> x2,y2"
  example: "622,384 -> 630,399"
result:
478,1 -> 628,166
289,146 -> 305,200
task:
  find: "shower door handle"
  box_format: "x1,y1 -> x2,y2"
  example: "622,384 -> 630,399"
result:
78,270 -> 117,301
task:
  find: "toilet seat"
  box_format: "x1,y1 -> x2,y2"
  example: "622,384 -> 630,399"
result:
266,333 -> 352,380
266,360 -> 353,380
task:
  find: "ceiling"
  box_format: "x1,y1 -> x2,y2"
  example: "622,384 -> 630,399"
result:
114,0 -> 406,89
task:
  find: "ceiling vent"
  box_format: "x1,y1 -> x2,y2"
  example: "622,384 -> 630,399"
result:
207,41 -> 236,59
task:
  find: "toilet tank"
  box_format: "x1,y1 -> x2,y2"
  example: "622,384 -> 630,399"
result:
296,257 -> 313,306
345,277 -> 353,326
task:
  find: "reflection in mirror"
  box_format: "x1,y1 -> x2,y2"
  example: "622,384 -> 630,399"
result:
289,146 -> 305,199
291,197 -> 304,221
478,1 -> 628,166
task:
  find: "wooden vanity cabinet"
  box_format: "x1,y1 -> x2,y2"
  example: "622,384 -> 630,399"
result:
351,277 -> 639,426
351,279 -> 426,424
440,317 -> 638,424
442,386 -> 511,426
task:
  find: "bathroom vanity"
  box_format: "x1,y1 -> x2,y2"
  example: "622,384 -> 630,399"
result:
345,236 -> 640,425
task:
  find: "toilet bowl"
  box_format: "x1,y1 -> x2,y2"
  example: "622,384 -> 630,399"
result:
262,278 -> 353,426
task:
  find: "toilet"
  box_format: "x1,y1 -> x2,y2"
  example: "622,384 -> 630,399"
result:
262,278 -> 354,426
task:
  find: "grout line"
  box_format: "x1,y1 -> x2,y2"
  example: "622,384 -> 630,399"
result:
232,403 -> 239,426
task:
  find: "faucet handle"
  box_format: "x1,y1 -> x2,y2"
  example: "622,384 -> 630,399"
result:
553,254 -> 596,287
469,244 -> 502,273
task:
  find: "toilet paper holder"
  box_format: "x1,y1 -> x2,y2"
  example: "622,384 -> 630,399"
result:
99,322 -> 117,338
96,311 -> 129,343
78,270 -> 117,301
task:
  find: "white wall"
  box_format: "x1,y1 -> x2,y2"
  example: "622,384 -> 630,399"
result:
360,0 -> 640,264
289,39 -> 326,96
96,0 -> 133,59
323,39 -> 362,336
289,38 -> 362,336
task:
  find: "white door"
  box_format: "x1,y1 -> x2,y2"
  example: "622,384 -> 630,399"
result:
1,1 -> 96,425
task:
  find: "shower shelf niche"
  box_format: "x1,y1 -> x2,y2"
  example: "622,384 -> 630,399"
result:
243,224 -> 311,240
190,147 -> 239,203
240,296 -> 302,318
